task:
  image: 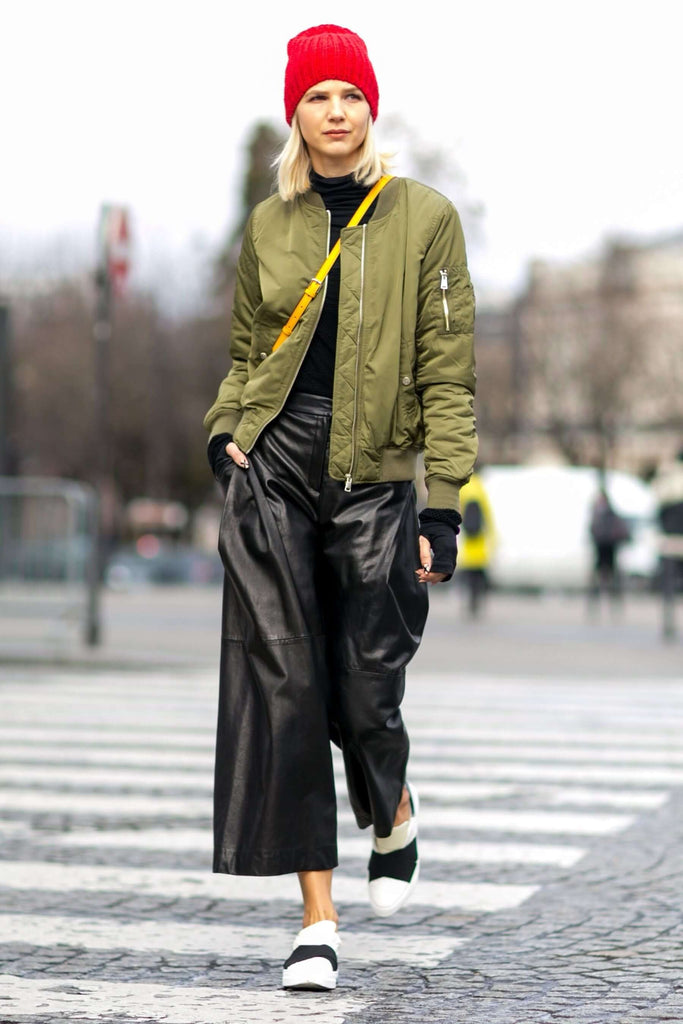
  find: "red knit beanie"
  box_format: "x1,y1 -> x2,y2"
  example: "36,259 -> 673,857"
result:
284,24 -> 379,125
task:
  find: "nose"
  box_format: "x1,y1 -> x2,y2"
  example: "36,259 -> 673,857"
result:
327,95 -> 344,120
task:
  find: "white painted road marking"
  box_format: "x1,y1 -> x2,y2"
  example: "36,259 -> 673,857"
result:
0,913 -> 465,967
2,721 -> 683,748
0,858 -> 537,912
0,765 -> 667,810
4,744 -> 683,786
3,787 -> 631,835
42,825 -> 587,866
2,666 -> 681,1024
0,974 -> 363,1023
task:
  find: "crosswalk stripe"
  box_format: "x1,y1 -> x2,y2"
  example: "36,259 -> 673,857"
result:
48,823 -> 584,868
3,747 -> 682,785
5,730 -> 683,765
344,838 -> 585,866
1,788 -> 633,834
5,738 -> 683,779
4,673 -> 683,700
408,761 -> 683,785
0,913 -> 465,966
401,781 -> 667,808
0,766 -> 667,808
413,744 -> 683,764
538,787 -> 667,808
0,767 -> 516,803
4,677 -> 683,708
0,746 -> 214,768
4,696 -> 683,729
0,822 -> 26,836
0,789 -> 212,817
42,825 -> 596,858
3,722 -> 683,750
0,974 -> 364,1022
409,726 -> 683,747
0,861 -> 538,911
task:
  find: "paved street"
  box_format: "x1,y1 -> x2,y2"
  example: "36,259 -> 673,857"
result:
0,589 -> 682,1022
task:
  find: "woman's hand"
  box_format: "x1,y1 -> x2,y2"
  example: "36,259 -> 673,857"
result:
207,433 -> 249,484
415,534 -> 448,584
225,441 -> 249,470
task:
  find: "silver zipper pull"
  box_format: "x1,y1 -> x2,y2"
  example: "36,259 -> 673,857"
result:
345,474 -> 353,493
440,269 -> 450,332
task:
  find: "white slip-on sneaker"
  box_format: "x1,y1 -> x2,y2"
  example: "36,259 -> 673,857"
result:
282,919 -> 340,991
368,782 -> 419,918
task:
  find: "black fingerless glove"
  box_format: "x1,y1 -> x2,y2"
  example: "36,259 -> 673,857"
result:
418,508 -> 462,582
207,433 -> 234,485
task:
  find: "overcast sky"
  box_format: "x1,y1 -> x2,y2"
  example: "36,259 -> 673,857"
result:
3,0 -> 680,308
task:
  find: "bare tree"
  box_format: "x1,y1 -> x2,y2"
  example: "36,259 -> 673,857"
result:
214,121 -> 286,295
520,243 -> 647,469
378,115 -> 484,244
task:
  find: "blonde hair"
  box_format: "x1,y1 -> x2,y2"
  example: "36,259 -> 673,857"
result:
275,115 -> 392,202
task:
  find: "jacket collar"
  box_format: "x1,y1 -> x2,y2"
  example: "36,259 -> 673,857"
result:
300,176 -> 399,222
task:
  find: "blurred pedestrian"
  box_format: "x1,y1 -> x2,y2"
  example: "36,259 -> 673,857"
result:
457,471 -> 495,617
204,24 -> 477,992
651,449 -> 683,640
587,485 -> 630,613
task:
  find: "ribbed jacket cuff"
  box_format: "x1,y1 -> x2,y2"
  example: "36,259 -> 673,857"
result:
425,476 -> 462,513
208,410 -> 242,439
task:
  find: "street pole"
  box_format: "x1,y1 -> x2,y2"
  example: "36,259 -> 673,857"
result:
86,262 -> 112,646
87,204 -> 130,646
0,304 -> 15,477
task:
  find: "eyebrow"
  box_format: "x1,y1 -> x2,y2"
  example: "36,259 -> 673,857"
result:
304,84 -> 360,97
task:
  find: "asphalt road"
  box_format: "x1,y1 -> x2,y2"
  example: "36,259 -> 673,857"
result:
0,583 -> 679,678
0,585 -> 682,1022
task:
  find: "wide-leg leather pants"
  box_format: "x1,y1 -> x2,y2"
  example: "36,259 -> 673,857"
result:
214,393 -> 429,875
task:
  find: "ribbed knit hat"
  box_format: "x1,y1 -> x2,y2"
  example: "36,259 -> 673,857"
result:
284,24 -> 379,125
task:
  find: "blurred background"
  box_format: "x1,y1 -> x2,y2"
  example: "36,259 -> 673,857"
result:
1,0 -> 681,653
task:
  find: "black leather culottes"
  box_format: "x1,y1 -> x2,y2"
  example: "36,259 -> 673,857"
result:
214,393 -> 429,876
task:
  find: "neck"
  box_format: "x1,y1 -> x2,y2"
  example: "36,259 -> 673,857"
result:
309,154 -> 358,178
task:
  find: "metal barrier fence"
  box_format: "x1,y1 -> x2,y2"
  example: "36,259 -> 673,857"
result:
0,477 -> 100,647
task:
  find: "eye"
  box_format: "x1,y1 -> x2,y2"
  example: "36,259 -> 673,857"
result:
345,92 -> 362,101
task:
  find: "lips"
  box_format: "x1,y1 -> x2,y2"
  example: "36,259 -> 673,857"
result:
324,130 -> 350,136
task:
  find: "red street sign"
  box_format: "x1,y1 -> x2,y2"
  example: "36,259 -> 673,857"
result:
98,205 -> 131,296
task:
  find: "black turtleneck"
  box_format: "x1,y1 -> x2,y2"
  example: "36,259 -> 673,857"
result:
291,171 -> 376,399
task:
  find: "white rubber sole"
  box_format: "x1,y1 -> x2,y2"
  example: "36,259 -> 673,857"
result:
282,957 -> 338,991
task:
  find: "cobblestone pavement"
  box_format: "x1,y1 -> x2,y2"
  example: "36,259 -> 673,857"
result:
1,661 -> 683,1023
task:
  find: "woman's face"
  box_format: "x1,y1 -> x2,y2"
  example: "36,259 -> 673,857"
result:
296,79 -> 371,176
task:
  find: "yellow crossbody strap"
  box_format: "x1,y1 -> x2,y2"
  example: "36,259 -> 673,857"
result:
271,174 -> 393,353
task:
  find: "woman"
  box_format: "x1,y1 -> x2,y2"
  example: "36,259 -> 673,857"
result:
205,23 -> 477,991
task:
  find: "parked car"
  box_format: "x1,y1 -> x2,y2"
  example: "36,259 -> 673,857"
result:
105,542 -> 223,590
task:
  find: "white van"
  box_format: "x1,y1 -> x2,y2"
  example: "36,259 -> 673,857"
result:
479,465 -> 658,591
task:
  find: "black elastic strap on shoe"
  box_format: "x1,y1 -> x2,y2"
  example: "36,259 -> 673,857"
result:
283,944 -> 338,970
368,838 -> 418,883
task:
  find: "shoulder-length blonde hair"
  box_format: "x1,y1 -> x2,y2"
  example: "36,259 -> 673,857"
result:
274,116 -> 392,202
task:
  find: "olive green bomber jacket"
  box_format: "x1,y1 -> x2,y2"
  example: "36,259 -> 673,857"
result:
203,176 -> 477,510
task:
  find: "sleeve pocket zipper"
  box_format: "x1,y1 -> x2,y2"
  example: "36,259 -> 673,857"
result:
440,268 -> 450,332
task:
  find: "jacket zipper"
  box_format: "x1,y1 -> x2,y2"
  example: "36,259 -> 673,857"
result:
440,268 -> 450,332
345,224 -> 367,492
245,210 -> 332,453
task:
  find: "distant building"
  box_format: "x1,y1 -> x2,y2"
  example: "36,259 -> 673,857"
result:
474,230 -> 683,473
